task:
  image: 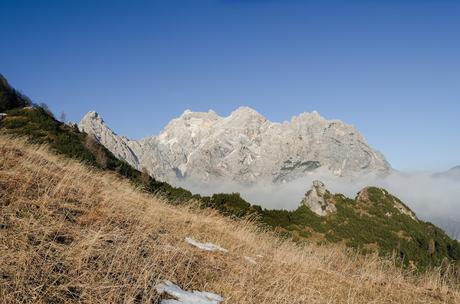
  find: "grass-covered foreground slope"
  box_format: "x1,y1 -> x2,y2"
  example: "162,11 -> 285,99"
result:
1,136 -> 460,303
0,74 -> 459,271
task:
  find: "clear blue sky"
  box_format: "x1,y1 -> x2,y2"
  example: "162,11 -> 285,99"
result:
1,0 -> 459,171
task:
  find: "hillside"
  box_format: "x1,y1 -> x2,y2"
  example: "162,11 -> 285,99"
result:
1,135 -> 460,303
261,183 -> 460,270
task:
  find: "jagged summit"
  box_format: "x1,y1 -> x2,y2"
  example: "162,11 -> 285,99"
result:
78,107 -> 391,185
229,106 -> 264,117
85,110 -> 98,116
81,110 -> 102,123
79,110 -> 140,169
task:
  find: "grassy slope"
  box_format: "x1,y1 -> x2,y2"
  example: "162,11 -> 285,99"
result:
1,136 -> 459,303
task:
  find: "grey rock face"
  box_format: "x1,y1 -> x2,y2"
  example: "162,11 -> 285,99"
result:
78,107 -> 391,185
301,180 -> 337,216
79,111 -> 141,170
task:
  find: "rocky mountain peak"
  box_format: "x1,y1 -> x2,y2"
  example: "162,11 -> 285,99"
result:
312,180 -> 327,196
78,111 -> 140,170
224,106 -> 267,126
301,180 -> 337,216
178,109 -> 219,120
294,110 -> 323,121
81,110 -> 101,121
230,106 -> 262,117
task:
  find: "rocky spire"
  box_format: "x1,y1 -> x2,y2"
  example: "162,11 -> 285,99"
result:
78,111 -> 140,170
301,181 -> 337,216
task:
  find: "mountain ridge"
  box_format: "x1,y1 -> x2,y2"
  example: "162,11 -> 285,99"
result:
79,107 -> 391,185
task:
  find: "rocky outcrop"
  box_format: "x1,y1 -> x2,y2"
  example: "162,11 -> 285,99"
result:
79,111 -> 141,170
79,107 -> 391,185
301,180 -> 337,216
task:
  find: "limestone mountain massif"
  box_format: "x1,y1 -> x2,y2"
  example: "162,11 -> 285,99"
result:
79,107 -> 391,185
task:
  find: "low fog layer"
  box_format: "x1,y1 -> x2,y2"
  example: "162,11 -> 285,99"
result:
177,171 -> 460,240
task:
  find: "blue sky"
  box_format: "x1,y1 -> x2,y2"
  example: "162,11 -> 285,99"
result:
1,0 -> 459,171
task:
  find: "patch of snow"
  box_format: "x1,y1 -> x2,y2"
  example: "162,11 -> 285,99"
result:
156,280 -> 224,304
185,237 -> 228,252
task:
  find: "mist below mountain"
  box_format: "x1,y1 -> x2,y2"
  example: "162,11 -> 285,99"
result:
177,170 -> 460,240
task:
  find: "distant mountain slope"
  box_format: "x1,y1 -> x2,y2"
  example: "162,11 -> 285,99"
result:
78,111 -> 141,170
434,166 -> 460,180
79,108 -> 391,185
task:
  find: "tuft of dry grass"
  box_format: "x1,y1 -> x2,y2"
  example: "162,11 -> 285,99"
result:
0,135 -> 459,303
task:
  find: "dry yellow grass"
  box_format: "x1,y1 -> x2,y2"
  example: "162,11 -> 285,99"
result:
0,135 -> 459,303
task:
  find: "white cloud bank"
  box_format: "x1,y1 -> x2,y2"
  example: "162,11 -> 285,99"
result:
177,171 -> 460,239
